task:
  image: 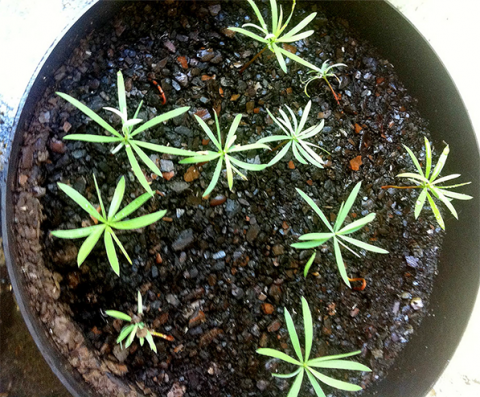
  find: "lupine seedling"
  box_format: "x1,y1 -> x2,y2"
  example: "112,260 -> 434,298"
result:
303,60 -> 347,105
105,291 -> 173,353
382,137 -> 472,229
258,100 -> 326,168
292,182 -> 388,287
179,110 -> 268,197
51,175 -> 166,276
257,297 -> 370,396
228,0 -> 319,73
57,71 -> 195,194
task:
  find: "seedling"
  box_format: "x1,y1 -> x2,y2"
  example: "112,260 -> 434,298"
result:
228,0 -> 318,73
257,297 -> 370,396
51,175 -> 166,276
105,291 -> 173,353
292,182 -> 388,287
382,137 -> 472,229
57,70 -> 195,194
259,100 -> 326,168
179,110 -> 268,197
303,60 -> 347,105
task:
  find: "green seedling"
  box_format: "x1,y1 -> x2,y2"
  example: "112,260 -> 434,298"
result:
51,175 -> 166,276
259,100 -> 326,168
257,297 -> 370,396
228,0 -> 319,73
57,70 -> 195,194
292,182 -> 388,287
382,137 -> 472,229
179,110 -> 268,197
303,60 -> 347,104
106,291 -> 174,353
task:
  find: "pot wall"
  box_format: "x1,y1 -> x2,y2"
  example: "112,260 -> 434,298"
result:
2,1 -> 479,396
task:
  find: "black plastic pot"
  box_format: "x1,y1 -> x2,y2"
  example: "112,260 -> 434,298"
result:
2,1 -> 479,396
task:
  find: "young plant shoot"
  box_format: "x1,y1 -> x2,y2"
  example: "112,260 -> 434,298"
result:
57,70 -> 195,194
258,100 -> 326,168
228,0 -> 319,73
382,137 -> 472,229
292,182 -> 388,287
303,60 -> 347,104
257,297 -> 370,396
105,291 -> 173,353
179,110 -> 268,197
51,175 -> 166,276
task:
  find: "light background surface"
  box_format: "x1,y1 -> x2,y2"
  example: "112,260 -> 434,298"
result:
0,0 -> 479,395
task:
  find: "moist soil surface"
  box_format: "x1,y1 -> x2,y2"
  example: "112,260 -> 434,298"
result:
14,1 -> 444,396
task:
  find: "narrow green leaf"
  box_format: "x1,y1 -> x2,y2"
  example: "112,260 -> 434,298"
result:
137,290 -> 143,315
225,114 -> 243,150
125,324 -> 138,348
296,142 -> 324,168
256,348 -> 302,366
299,120 -> 324,139
116,71 -> 127,118
114,210 -> 167,230
228,27 -> 269,43
296,188 -> 333,231
228,143 -> 270,153
77,224 -> 106,266
333,237 -> 351,288
334,182 -> 361,232
104,228 -> 120,276
434,188 -> 458,219
430,144 -> 450,182
436,182 -> 471,189
104,106 -> 126,121
307,351 -> 362,364
287,369 -> 304,397
437,189 -> 472,200
57,182 -> 106,223
193,114 -> 221,149
292,141 -> 307,164
424,138 -> 432,179
229,156 -> 268,171
285,106 -> 298,133
268,108 -> 291,136
308,368 -> 362,392
131,142 -> 162,176
339,235 -> 389,254
308,359 -> 371,372
213,109 -> 222,147
56,92 -> 121,138
225,155 -> 234,190
303,251 -> 316,278
278,30 -> 315,43
258,135 -> 288,144
337,213 -> 376,235
284,308 -> 303,362
305,369 -> 327,397
132,100 -> 143,120
93,174 -> 106,219
268,141 -> 292,166
113,192 -> 152,221
130,107 -> 190,137
125,145 -> 153,195
426,191 -> 445,229
273,44 -> 287,73
292,240 -> 326,249
123,118 -> 143,130
51,225 -> 99,239
270,0 -> 278,33
402,145 -> 424,177
203,157 -> 224,198
272,368 -> 302,379
397,172 -> 429,184
242,23 -> 268,34
298,233 -> 333,241
63,134 -> 122,143
414,188 -> 428,219
297,101 -> 312,134
108,177 -> 126,220
432,174 -> 460,185
179,152 -> 221,164
301,297 -> 313,361
277,46 -> 319,71
110,230 -> 132,264
247,0 -> 267,30
145,331 -> 157,353
278,108 -> 295,135
280,12 -> 316,41
106,310 -> 132,322
117,324 -> 135,343
132,140 -> 196,156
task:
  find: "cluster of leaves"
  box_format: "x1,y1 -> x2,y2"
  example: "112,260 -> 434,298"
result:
395,138 -> 472,229
258,100 -> 326,168
303,60 -> 347,98
257,297 -> 371,396
51,175 -> 165,276
105,291 -> 164,353
228,0 -> 318,73
292,182 -> 388,287
57,71 -> 195,195
179,111 -> 268,197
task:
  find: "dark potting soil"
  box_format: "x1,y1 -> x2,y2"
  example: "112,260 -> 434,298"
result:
13,1 -> 444,396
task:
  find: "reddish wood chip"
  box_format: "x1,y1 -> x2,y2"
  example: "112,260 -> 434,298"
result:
202,138 -> 210,146
262,303 -> 274,315
288,160 -> 295,169
156,253 -> 163,264
162,171 -> 174,181
282,43 -> 297,54
230,94 -> 240,101
201,75 -> 216,81
350,155 -> 363,171
177,56 -> 188,69
195,108 -> 211,121
184,166 -> 200,182
354,123 -> 363,133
